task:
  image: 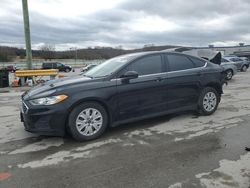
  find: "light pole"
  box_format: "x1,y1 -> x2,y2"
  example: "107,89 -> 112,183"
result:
22,0 -> 32,70
70,47 -> 77,72
75,48 -> 78,72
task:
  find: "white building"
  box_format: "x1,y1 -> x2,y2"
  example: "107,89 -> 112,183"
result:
199,44 -> 250,57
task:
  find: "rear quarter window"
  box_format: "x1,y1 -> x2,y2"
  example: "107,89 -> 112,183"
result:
167,54 -> 195,71
188,57 -> 206,68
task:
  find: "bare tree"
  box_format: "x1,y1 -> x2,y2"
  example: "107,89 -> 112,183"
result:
0,46 -> 15,62
39,44 -> 56,60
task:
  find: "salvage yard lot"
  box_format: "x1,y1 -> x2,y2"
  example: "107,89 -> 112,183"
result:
0,71 -> 250,188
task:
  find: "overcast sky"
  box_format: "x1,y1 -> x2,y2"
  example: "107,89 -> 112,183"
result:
1,0 -> 250,50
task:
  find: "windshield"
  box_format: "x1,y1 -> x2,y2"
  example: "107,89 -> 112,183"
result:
84,55 -> 134,78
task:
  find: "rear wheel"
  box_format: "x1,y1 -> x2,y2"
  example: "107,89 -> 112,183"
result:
198,87 -> 220,116
241,65 -> 248,72
225,69 -> 233,80
68,102 -> 108,141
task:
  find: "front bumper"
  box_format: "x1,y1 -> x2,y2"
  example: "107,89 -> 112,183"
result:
20,101 -> 68,136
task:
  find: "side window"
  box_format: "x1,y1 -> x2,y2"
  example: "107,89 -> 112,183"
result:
221,58 -> 229,63
126,55 -> 163,76
230,58 -> 241,62
46,63 -> 52,68
167,54 -> 195,71
189,57 -> 206,67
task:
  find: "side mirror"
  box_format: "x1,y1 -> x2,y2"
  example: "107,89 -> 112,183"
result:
120,71 -> 139,80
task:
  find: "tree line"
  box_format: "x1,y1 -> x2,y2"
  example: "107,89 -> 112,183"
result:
0,44 -> 178,62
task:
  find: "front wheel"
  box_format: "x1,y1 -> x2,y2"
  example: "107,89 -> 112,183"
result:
225,69 -> 233,80
241,65 -> 248,72
68,102 -> 108,141
197,87 -> 220,116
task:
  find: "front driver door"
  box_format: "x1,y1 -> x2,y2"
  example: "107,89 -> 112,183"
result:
116,54 -> 167,121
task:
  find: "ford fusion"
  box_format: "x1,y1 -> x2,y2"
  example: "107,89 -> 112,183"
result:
21,52 -> 224,141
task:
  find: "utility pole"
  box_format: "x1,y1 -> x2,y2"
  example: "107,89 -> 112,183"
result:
70,47 -> 77,72
74,48 -> 77,72
22,0 -> 32,69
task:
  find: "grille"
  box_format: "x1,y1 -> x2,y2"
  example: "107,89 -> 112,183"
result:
22,101 -> 28,113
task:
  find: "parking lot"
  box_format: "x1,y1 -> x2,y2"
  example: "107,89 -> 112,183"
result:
0,71 -> 250,188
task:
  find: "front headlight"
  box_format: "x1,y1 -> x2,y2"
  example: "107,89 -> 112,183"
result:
29,95 -> 68,106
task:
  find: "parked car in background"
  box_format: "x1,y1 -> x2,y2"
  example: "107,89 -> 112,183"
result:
175,48 -> 237,80
240,57 -> 249,61
220,63 -> 237,80
240,57 -> 250,64
223,56 -> 249,72
21,52 -> 225,141
81,64 -> 98,72
42,62 -> 72,72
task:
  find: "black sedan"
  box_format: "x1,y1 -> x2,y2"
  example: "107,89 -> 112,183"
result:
21,51 -> 225,141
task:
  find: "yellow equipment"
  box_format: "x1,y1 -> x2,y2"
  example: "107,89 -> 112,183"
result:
15,69 -> 59,86
15,69 -> 58,77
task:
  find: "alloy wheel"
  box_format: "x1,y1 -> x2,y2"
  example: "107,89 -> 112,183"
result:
203,92 -> 217,112
75,108 -> 103,136
226,70 -> 233,80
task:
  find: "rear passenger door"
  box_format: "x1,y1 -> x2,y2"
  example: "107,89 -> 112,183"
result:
165,54 -> 205,111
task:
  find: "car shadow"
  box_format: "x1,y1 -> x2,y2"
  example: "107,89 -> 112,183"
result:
20,110 -> 199,145
105,110 -> 199,137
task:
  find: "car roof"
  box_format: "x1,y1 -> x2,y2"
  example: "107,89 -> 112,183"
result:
120,51 -> 189,58
115,51 -> 207,64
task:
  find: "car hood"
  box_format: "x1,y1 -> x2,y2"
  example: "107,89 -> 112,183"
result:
23,75 -> 95,100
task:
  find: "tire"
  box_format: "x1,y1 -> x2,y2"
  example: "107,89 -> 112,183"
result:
225,69 -> 233,80
68,102 -> 108,141
197,87 -> 220,116
65,68 -> 70,73
241,65 -> 248,72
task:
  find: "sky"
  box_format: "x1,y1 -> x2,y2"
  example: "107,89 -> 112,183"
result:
0,0 -> 250,50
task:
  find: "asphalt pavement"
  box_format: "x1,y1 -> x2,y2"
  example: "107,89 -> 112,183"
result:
0,70 -> 250,188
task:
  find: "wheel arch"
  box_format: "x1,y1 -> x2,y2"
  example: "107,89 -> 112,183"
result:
241,64 -> 249,69
226,68 -> 234,75
204,82 -> 223,95
65,98 -> 113,130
